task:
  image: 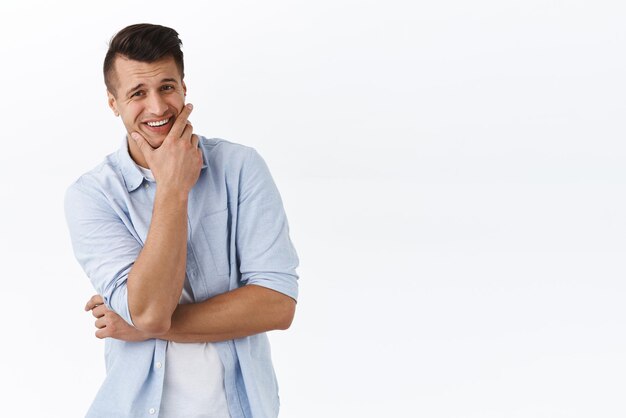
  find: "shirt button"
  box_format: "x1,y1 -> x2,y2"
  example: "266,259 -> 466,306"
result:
156,362 -> 162,369
149,408 -> 156,414
144,183 -> 149,188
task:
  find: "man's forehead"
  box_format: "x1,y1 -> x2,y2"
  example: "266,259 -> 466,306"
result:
113,55 -> 181,86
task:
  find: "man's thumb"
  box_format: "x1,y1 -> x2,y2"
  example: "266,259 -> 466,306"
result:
131,132 -> 151,152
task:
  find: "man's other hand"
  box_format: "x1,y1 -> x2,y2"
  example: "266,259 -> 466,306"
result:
85,294 -> 152,342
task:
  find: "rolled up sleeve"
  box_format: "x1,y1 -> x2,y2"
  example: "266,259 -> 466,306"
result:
235,148 -> 299,301
65,179 -> 140,326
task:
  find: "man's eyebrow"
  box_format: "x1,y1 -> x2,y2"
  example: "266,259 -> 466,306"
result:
126,83 -> 144,97
125,79 -> 179,97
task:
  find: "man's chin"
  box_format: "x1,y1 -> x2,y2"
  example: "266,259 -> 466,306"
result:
142,131 -> 169,148
148,138 -> 166,148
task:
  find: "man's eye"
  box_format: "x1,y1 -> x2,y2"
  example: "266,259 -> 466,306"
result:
161,85 -> 174,91
131,91 -> 144,98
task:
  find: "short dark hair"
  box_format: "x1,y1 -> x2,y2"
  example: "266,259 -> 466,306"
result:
103,23 -> 184,94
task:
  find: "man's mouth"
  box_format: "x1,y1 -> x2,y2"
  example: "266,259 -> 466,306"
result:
145,118 -> 170,127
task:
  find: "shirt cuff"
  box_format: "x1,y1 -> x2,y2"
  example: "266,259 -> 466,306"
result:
243,272 -> 299,302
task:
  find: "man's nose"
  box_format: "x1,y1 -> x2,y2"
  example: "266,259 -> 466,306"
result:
146,92 -> 168,116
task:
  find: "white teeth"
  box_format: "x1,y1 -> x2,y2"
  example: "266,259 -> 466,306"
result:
147,118 -> 169,127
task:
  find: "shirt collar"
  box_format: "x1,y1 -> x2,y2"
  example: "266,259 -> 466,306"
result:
116,135 -> 208,192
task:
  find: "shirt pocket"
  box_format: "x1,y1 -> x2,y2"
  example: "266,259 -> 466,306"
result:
199,208 -> 231,277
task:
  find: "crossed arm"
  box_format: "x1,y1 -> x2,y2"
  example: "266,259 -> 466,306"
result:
86,284 -> 296,343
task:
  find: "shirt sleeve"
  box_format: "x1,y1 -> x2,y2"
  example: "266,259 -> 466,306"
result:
64,179 -> 140,326
235,147 -> 300,301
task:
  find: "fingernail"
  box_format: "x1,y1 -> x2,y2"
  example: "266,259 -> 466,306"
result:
130,132 -> 139,141
186,103 -> 193,110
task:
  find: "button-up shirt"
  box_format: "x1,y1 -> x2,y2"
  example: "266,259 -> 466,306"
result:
65,136 -> 299,418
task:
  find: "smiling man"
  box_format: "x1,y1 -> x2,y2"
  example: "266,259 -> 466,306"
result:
64,24 -> 299,418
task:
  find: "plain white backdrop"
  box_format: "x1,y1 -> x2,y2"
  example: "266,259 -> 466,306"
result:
1,1 -> 625,417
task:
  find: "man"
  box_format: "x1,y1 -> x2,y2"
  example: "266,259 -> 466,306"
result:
65,23 -> 299,418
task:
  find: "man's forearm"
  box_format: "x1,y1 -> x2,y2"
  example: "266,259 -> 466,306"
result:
157,284 -> 296,343
124,103 -> 201,334
127,188 -> 188,334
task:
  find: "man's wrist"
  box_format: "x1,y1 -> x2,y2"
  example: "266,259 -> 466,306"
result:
154,186 -> 190,205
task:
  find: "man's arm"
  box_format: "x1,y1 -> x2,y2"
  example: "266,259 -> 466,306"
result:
163,285 -> 295,342
87,285 -> 295,342
159,146 -> 300,342
125,104 -> 203,334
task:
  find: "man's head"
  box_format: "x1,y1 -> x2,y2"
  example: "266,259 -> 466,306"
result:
104,23 -> 184,94
104,24 -> 187,152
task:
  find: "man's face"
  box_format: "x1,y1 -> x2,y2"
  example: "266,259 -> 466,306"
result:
107,55 -> 186,150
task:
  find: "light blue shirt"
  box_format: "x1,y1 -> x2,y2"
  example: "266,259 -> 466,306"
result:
65,136 -> 299,418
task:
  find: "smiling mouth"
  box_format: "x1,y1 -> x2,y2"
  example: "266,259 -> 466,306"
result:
145,118 -> 170,127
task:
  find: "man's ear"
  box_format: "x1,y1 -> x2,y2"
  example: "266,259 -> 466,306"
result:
107,90 -> 119,117
182,80 -> 187,97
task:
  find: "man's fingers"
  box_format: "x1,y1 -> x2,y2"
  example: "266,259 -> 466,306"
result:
91,304 -> 107,318
191,134 -> 199,148
181,122 -> 193,142
95,328 -> 108,339
130,131 -> 154,155
169,103 -> 193,139
85,294 -> 104,311
95,317 -> 106,329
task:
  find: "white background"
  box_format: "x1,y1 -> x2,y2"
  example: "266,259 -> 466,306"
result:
1,1 -> 625,417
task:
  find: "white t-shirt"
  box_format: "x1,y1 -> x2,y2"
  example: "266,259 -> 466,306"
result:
136,165 -> 231,418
